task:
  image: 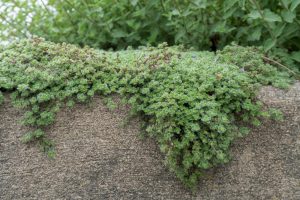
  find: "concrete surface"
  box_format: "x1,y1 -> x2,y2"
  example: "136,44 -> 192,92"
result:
0,82 -> 299,200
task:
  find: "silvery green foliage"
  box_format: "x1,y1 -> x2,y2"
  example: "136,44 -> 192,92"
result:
0,38 -> 292,187
1,0 -> 299,71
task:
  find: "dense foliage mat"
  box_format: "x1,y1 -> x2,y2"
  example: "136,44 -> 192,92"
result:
1,0 -> 300,71
0,38 -> 293,188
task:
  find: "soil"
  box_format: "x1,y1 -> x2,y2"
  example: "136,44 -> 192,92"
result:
0,82 -> 299,200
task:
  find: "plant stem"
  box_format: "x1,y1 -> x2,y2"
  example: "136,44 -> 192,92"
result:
262,56 -> 299,77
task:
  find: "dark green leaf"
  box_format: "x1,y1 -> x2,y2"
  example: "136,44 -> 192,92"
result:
291,0 -> 300,11
111,29 -> 127,38
247,26 -> 262,41
281,10 -> 296,23
264,9 -> 282,22
291,51 -> 300,62
248,10 -> 261,19
264,38 -> 277,51
274,23 -> 286,37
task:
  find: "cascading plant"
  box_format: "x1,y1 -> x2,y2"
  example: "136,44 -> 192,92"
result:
0,38 -> 293,188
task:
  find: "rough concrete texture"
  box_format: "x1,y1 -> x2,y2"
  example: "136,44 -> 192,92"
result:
0,82 -> 299,200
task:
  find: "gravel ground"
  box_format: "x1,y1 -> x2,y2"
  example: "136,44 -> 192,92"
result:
0,82 -> 299,200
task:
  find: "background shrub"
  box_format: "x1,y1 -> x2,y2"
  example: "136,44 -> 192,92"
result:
0,0 -> 300,71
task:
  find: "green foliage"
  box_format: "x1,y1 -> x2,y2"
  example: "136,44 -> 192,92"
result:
39,138 -> 56,158
218,44 -> 293,89
0,91 -> 3,104
21,129 -> 45,143
0,38 -> 293,188
269,108 -> 284,121
1,0 -> 300,71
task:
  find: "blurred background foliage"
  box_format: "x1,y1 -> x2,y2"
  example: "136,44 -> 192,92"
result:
0,0 -> 300,71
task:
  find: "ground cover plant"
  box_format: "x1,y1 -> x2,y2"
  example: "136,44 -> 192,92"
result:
1,0 -> 300,72
0,38 -> 293,188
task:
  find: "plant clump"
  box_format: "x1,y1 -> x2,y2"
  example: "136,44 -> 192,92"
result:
2,0 -> 300,72
218,44 -> 293,89
0,38 -> 293,188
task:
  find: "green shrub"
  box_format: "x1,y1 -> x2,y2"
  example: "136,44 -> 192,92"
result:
1,0 -> 300,71
0,38 -> 293,188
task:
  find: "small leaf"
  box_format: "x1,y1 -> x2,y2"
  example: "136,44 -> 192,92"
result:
269,109 -> 284,121
66,100 -> 75,108
264,9 -> 282,22
21,132 -> 34,143
291,0 -> 300,11
252,118 -> 261,127
216,151 -> 225,160
111,29 -> 127,38
291,51 -> 300,62
148,29 -> 159,43
248,10 -> 261,19
33,129 -> 45,138
239,127 -> 250,136
171,9 -> 180,16
223,6 -> 237,19
191,123 -> 200,131
223,0 -> 239,11
281,10 -> 296,23
247,26 -> 262,41
274,24 -> 286,37
175,29 -> 185,43
239,0 -> 246,9
280,23 -> 299,38
211,21 -> 234,33
281,0 -> 291,8
130,0 -> 138,6
264,38 -> 277,52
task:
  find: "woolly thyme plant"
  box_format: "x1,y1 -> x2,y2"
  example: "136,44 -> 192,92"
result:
0,38 -> 292,188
